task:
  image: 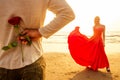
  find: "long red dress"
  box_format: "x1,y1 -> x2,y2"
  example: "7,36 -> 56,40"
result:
68,26 -> 109,71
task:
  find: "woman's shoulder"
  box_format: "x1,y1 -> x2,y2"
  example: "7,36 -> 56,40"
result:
96,24 -> 105,29
100,24 -> 105,27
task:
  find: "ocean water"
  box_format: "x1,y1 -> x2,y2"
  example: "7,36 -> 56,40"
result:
42,31 -> 120,53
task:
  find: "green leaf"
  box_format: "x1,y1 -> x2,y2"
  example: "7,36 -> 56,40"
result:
2,46 -> 10,50
8,43 -> 13,48
25,36 -> 30,41
11,41 -> 18,47
25,36 -> 32,45
27,40 -> 32,46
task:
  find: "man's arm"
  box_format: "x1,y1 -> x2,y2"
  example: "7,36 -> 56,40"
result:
39,0 -> 75,38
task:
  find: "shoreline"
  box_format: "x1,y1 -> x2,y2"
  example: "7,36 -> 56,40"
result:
42,42 -> 120,54
43,52 -> 120,80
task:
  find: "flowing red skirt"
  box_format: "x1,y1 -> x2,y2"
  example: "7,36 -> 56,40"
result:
68,28 -> 109,70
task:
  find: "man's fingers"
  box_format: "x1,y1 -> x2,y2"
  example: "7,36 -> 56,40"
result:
21,29 -> 29,35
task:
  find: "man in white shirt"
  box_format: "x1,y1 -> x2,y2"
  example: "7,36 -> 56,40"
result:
0,0 -> 75,80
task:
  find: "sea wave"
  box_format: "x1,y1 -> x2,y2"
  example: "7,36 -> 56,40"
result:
42,31 -> 120,44
42,31 -> 120,53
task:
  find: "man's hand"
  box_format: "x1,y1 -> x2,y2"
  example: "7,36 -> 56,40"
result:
22,29 -> 42,41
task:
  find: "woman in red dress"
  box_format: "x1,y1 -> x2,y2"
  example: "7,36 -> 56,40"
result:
68,16 -> 110,72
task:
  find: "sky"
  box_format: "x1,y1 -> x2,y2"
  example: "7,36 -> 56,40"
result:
45,0 -> 120,35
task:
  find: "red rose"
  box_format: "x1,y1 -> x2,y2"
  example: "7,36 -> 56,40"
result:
8,16 -> 21,25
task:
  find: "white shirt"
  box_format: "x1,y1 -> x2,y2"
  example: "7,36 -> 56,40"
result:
0,0 -> 75,69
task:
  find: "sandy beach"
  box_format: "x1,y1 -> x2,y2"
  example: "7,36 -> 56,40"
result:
43,52 -> 120,80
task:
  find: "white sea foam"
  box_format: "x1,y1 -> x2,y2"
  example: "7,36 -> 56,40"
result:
42,31 -> 120,53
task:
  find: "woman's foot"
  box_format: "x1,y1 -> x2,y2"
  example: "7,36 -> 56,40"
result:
106,67 -> 111,72
86,66 -> 98,71
86,66 -> 92,69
